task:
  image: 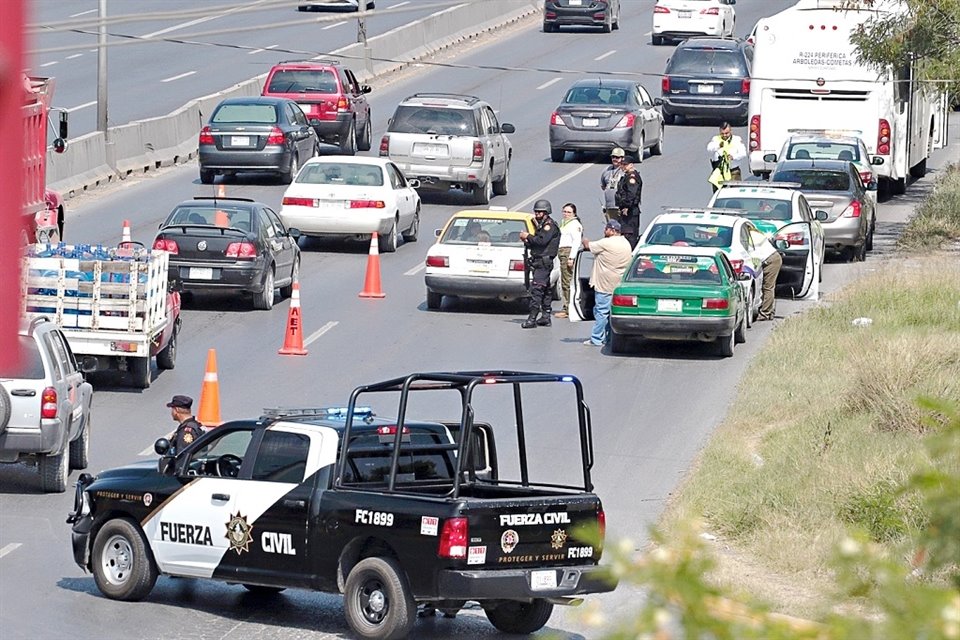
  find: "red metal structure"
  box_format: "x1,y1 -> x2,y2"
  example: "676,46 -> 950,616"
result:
22,75 -> 64,245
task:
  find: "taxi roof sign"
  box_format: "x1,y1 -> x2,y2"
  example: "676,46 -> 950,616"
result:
719,181 -> 802,190
661,207 -> 745,216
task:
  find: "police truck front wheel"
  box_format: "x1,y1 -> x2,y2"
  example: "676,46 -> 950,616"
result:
344,557 -> 416,640
484,599 -> 554,634
92,519 -> 158,601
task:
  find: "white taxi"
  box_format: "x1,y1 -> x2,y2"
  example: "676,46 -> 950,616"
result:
279,156 -> 420,253
424,208 -> 559,311
652,0 -> 737,45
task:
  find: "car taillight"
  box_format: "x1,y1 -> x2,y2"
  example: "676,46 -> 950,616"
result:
349,200 -> 386,209
225,241 -> 257,259
379,135 -> 390,156
336,96 -> 349,112
776,231 -> 807,246
598,508 -> 606,542
612,294 -> 636,307
702,298 -> 729,310
877,119 -> 891,155
282,197 -> 316,207
615,113 -> 635,129
729,259 -> 744,273
41,387 -> 57,419
550,111 -> 564,126
472,141 -> 484,163
701,7 -> 720,14
509,259 -> 525,272
654,5 -> 670,13
842,200 -> 862,218
749,115 -> 761,151
438,517 -> 468,559
266,127 -> 285,145
593,11 -> 606,19
426,255 -> 449,268
859,171 -> 873,185
741,78 -> 751,96
661,76 -> 670,93
152,238 -> 179,254
199,126 -> 214,145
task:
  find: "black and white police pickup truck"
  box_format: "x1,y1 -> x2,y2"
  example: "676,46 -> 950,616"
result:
67,371 -> 616,639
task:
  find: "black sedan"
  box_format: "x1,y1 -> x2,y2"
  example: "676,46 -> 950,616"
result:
153,197 -> 301,310
198,97 -> 319,184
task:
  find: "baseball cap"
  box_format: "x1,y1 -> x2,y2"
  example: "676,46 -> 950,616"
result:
610,148 -> 625,158
166,394 -> 193,409
605,220 -> 621,232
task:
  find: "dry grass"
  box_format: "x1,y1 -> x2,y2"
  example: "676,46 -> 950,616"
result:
898,164 -> 960,250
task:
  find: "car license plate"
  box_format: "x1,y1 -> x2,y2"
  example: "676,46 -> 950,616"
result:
582,118 -> 599,127
231,136 -> 250,147
696,84 -> 717,94
569,0 -> 583,5
678,10 -> 692,18
531,570 -> 557,591
413,143 -> 449,157
297,103 -> 313,115
189,267 -> 213,280
318,200 -> 343,209
657,299 -> 682,312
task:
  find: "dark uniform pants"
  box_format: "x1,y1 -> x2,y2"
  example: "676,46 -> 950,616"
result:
620,210 -> 641,249
528,265 -> 553,320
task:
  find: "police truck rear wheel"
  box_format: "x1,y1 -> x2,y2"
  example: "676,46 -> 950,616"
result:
92,519 -> 158,601
484,599 -> 554,634
344,557 -> 416,640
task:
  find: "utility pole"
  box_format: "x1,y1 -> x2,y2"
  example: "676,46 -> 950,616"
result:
358,4 -> 372,77
97,0 -> 108,133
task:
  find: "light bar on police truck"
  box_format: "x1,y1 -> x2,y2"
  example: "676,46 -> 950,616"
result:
260,406 -> 375,420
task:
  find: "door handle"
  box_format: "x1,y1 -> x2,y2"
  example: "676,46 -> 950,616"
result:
10,389 -> 36,397
283,499 -> 306,509
212,493 -> 230,501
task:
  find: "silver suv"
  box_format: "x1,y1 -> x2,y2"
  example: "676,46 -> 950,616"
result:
379,93 -> 514,205
0,318 -> 94,492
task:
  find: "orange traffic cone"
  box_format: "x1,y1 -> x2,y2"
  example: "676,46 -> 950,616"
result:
121,219 -> 132,244
197,348 -> 222,426
358,233 -> 385,298
214,184 -> 230,227
278,281 -> 308,355
216,183 -> 226,198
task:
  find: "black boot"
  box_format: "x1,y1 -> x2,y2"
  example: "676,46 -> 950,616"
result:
536,317 -> 551,326
521,318 -> 538,329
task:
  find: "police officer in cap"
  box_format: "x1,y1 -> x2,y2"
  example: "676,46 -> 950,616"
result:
167,395 -> 204,453
519,199 -> 561,328
615,156 -> 643,249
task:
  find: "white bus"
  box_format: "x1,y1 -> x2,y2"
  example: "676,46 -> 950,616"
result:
747,0 -> 949,195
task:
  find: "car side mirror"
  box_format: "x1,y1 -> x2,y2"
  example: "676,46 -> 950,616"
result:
407,178 -> 420,189
867,181 -> 878,191
288,227 -> 302,240
871,156 -> 885,166
435,229 -> 443,237
53,138 -> 68,154
500,123 -> 515,134
815,210 -> 829,221
763,153 -> 777,163
308,117 -> 321,126
737,271 -> 752,281
774,239 -> 789,250
654,97 -> 663,106
79,356 -> 98,374
361,84 -> 372,94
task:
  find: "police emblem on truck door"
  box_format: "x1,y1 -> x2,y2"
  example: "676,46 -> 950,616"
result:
225,512 -> 253,555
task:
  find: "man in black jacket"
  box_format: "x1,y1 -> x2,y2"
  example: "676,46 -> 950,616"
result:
519,199 -> 561,328
615,158 -> 642,248
167,395 -> 204,453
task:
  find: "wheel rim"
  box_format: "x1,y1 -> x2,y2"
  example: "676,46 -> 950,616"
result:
358,578 -> 389,625
101,534 -> 134,586
410,212 -> 419,238
392,221 -> 399,248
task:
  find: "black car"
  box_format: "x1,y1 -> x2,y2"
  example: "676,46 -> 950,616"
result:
153,197 -> 301,310
543,0 -> 620,33
198,97 -> 319,184
658,37 -> 752,125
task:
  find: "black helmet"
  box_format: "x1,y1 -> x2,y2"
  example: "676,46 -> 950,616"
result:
533,199 -> 552,215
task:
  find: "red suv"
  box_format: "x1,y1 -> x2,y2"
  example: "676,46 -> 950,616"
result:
262,60 -> 372,155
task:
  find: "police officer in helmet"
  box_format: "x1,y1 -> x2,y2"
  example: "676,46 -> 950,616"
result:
167,395 -> 204,454
519,199 -> 560,329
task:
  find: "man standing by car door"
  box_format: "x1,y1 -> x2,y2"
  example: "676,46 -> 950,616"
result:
748,226 -> 783,321
520,200 -> 561,329
581,220 -> 632,346
615,157 -> 642,248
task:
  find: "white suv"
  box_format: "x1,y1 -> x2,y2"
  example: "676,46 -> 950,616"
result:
0,318 -> 94,492
380,93 -> 514,205
652,0 -> 737,45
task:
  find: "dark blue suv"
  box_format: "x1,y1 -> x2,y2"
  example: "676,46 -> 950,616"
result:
658,37 -> 752,125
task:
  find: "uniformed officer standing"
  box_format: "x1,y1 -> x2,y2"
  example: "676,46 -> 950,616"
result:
167,395 -> 204,453
519,199 -> 561,329
615,157 -> 642,249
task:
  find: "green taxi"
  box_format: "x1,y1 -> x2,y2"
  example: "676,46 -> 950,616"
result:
609,246 -> 748,357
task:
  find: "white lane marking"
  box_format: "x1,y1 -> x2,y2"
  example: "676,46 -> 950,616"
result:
513,163 -> 596,211
644,31 -> 652,36
0,544 -> 23,559
404,262 -> 425,276
303,321 -> 338,348
248,44 -> 278,55
594,50 -> 616,61
40,61 -> 58,68
67,101 -> 97,113
141,0 -> 270,39
392,0 -> 411,7
66,53 -> 83,60
70,9 -> 97,17
322,21 -> 347,30
537,78 -> 562,90
161,71 -> 197,83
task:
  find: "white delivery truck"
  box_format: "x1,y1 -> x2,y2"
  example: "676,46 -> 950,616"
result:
747,0 -> 949,195
20,244 -> 181,389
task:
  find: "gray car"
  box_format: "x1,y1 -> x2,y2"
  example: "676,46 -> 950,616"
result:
549,78 -> 664,162
198,97 -> 320,185
0,318 -> 94,492
771,159 -> 876,262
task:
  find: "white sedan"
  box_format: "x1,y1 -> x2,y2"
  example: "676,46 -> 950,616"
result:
652,0 -> 736,45
279,156 -> 420,253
